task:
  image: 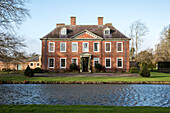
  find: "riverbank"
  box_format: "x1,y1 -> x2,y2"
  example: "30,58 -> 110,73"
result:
0,105 -> 169,113
0,72 -> 170,84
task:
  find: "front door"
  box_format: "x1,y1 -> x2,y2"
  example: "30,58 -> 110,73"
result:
83,57 -> 88,72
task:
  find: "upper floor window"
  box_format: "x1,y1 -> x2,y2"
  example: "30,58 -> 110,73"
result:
37,63 -> 39,67
105,42 -> 111,52
72,42 -> 78,52
60,42 -> 66,52
104,27 -> 110,35
93,42 -> 99,52
49,42 -> 55,52
117,58 -> 123,68
117,42 -> 123,52
83,42 -> 89,52
61,28 -> 67,35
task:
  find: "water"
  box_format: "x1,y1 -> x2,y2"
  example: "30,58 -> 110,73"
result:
0,84 -> 169,107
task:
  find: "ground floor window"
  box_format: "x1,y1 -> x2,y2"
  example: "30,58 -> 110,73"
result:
117,58 -> 123,68
105,58 -> 111,68
94,58 -> 100,67
37,63 -> 39,67
48,58 -> 54,68
72,58 -> 78,65
60,58 -> 66,68
30,62 -> 34,67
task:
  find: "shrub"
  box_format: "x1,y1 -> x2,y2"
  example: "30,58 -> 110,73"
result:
130,67 -> 139,73
2,68 -> 12,72
139,65 -> 150,77
69,63 -> 77,71
94,63 -> 102,72
33,68 -> 43,73
24,65 -> 34,77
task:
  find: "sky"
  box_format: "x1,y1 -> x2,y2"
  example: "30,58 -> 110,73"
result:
17,0 -> 170,54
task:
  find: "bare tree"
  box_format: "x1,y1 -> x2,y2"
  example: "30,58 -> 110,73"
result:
129,20 -> 149,58
0,0 -> 30,30
0,0 -> 30,61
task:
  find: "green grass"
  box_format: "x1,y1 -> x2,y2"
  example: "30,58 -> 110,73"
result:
0,105 -> 169,113
0,72 -> 170,82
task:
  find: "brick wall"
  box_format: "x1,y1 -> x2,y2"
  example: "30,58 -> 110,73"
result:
41,40 -> 130,72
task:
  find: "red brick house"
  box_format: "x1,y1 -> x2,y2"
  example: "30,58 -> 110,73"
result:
40,17 -> 130,72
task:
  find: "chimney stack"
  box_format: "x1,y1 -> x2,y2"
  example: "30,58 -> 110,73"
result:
98,17 -> 103,25
71,16 -> 76,25
56,23 -> 65,27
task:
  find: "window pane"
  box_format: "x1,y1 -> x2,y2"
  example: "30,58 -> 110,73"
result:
83,43 -> 88,52
118,43 -> 122,51
118,59 -> 122,67
60,43 -> 66,52
106,43 -> 110,51
72,43 -> 77,52
94,43 -> 98,51
105,30 -> 109,35
49,59 -> 54,67
61,59 -> 65,67
94,58 -> 100,67
37,63 -> 39,66
106,59 -> 110,67
72,59 -> 77,64
49,43 -> 54,52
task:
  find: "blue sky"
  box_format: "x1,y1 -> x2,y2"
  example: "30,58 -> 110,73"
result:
17,0 -> 170,54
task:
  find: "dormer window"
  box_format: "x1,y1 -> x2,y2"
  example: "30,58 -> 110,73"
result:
104,27 -> 110,35
61,28 -> 67,35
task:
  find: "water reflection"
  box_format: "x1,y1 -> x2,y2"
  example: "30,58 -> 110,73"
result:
0,84 -> 169,107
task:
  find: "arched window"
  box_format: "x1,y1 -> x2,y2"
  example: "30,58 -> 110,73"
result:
104,27 -> 110,35
61,28 -> 67,35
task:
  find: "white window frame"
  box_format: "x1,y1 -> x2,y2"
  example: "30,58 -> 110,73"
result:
72,42 -> 78,52
117,58 -> 123,68
105,58 -> 111,68
60,58 -> 66,68
30,62 -> 34,67
48,58 -> 55,68
104,27 -> 110,35
93,42 -> 99,52
36,63 -> 40,67
60,42 -> 66,52
72,58 -> 78,65
93,58 -> 100,67
117,42 -> 123,52
49,42 -> 55,52
105,42 -> 111,52
82,42 -> 89,52
61,28 -> 67,35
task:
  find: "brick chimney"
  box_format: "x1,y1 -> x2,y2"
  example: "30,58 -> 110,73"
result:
56,23 -> 65,27
71,16 -> 76,25
98,17 -> 103,25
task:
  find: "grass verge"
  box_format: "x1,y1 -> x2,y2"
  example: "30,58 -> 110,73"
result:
0,105 -> 170,113
0,72 -> 170,82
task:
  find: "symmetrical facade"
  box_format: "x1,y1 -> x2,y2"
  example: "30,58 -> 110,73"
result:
41,17 -> 130,72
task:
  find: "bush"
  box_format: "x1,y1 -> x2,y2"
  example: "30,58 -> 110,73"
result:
69,63 -> 77,71
2,68 -> 12,72
94,63 -> 102,72
24,65 -> 34,77
139,65 -> 150,77
33,68 -> 43,73
130,67 -> 139,73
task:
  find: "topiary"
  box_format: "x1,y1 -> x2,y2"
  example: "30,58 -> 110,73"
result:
130,67 -> 139,73
69,63 -> 77,71
33,67 -> 43,73
139,65 -> 150,77
24,65 -> 34,77
94,63 -> 102,72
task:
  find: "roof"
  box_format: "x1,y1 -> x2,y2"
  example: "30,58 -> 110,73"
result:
42,25 -> 128,39
27,56 -> 40,62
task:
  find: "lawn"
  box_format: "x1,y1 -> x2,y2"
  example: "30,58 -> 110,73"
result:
0,105 -> 169,113
0,72 -> 170,82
